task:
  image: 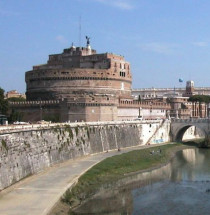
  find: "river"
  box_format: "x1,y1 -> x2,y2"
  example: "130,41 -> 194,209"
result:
73,148 -> 210,215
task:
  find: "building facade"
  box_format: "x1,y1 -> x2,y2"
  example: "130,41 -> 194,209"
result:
5,90 -> 26,99
132,81 -> 209,119
132,81 -> 210,100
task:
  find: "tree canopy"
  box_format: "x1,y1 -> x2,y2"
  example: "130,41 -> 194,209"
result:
188,95 -> 210,103
0,88 -> 25,122
7,97 -> 26,102
0,87 -> 8,115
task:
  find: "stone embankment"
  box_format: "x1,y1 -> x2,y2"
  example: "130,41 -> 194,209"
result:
0,120 -> 170,190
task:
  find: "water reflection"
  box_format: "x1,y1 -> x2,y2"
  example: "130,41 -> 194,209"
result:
73,148 -> 210,215
182,148 -> 197,164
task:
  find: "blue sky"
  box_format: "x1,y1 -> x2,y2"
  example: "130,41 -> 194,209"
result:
0,0 -> 210,93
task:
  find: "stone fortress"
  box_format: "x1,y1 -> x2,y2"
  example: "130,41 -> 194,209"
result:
11,37 -> 172,122
26,44 -> 131,101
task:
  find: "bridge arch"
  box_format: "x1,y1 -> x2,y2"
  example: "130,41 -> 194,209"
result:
175,124 -> 206,141
171,119 -> 209,142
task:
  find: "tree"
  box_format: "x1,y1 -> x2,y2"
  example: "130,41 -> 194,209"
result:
188,95 -> 210,103
188,95 -> 210,118
181,103 -> 187,109
8,109 -> 23,123
7,97 -> 26,102
0,87 -> 8,115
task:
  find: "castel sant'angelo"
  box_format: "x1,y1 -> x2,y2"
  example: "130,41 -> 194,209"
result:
11,38 -> 170,122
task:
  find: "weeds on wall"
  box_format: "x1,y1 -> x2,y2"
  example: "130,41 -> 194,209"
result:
24,141 -> 30,148
75,126 -> 79,136
85,126 -> 90,139
76,140 -> 80,146
64,125 -> 74,139
1,139 -> 8,151
81,137 -> 85,145
53,125 -> 61,134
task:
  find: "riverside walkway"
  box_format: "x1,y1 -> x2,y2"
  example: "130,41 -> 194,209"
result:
0,143 -> 166,215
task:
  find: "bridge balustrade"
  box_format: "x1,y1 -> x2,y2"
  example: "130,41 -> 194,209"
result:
172,118 -> 209,123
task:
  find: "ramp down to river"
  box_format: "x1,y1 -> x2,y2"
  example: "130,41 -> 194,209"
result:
0,144 -> 167,215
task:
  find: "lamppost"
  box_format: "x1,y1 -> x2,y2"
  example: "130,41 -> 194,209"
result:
208,103 -> 210,132
138,107 -> 142,119
150,102 -> 152,120
39,98 -> 42,121
40,105 -> 42,121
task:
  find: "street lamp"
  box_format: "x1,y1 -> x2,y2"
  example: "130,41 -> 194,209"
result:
39,98 -> 42,121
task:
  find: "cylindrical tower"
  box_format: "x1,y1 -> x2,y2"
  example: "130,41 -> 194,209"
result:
25,46 -> 132,101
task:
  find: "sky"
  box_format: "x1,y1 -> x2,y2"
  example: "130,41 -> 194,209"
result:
1,0 -> 210,93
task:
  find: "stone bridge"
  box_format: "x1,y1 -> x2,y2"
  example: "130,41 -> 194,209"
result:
170,118 -> 210,141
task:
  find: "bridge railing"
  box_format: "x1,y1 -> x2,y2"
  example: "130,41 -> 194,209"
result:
171,118 -> 209,123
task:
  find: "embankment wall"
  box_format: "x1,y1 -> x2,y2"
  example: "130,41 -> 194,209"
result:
0,120 -> 170,190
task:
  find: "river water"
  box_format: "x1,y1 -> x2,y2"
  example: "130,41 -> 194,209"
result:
73,148 -> 210,215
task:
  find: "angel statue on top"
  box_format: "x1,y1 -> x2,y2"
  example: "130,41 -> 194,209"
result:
86,36 -> 90,46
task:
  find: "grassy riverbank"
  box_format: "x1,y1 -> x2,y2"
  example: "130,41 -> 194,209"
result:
51,142 -> 191,215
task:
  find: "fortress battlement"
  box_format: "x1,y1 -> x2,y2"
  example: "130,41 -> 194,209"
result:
119,99 -> 171,109
10,100 -> 60,107
26,68 -> 132,81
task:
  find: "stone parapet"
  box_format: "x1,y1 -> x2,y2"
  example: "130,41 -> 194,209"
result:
9,100 -> 60,107
26,68 -> 131,82
171,118 -> 209,123
119,99 -> 171,109
0,120 -> 163,134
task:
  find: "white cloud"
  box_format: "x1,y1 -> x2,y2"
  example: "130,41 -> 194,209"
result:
192,42 -> 208,47
56,35 -> 68,44
93,0 -> 134,10
139,42 -> 178,55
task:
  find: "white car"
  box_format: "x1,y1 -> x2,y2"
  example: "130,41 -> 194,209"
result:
13,121 -> 29,125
